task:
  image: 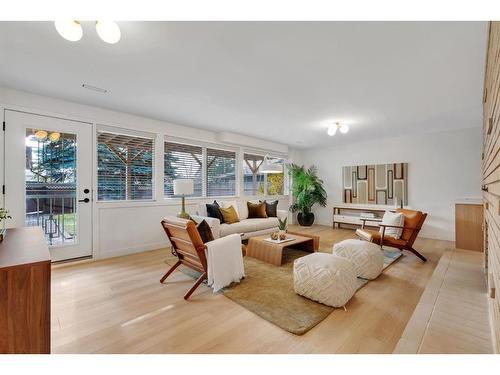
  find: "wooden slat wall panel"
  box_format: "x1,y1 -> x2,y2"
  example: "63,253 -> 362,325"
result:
483,21 -> 500,354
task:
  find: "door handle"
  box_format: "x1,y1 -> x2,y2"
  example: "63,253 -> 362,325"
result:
78,198 -> 90,203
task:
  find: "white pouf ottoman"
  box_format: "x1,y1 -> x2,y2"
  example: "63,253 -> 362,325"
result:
332,239 -> 384,280
293,252 -> 357,308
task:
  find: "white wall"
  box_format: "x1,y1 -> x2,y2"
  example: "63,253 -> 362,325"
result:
0,87 -> 291,259
294,127 -> 482,241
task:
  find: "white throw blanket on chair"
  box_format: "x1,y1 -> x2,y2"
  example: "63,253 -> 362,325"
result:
205,233 -> 245,293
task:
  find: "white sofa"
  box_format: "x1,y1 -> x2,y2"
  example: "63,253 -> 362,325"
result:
191,200 -> 288,240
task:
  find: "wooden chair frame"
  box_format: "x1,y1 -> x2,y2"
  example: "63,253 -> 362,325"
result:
359,211 -> 428,262
160,217 -> 208,300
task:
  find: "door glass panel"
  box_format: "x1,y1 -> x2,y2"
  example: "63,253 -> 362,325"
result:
25,128 -> 77,246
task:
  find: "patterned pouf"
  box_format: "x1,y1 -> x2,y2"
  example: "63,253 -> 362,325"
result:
332,239 -> 384,280
293,252 -> 357,308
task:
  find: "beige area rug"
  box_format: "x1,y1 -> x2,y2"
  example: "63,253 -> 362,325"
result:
165,245 -> 402,335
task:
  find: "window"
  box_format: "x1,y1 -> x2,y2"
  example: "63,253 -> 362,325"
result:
266,158 -> 285,195
164,140 -> 237,198
243,153 -> 265,195
207,148 -> 236,197
243,153 -> 286,196
97,131 -> 154,201
164,142 -> 203,198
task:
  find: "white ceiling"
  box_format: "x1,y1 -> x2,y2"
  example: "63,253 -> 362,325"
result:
0,21 -> 488,148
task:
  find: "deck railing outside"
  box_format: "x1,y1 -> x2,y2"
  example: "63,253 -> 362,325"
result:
25,188 -> 77,246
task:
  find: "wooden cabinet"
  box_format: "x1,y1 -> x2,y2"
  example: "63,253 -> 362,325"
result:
0,227 -> 51,354
455,202 -> 484,252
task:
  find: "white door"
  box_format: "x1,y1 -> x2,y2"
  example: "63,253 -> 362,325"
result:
4,110 -> 93,261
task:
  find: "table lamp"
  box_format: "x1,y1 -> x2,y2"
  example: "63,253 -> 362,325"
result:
173,179 -> 193,219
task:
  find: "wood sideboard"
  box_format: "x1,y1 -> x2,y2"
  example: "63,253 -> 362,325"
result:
0,227 -> 51,354
332,203 -> 404,229
455,201 -> 483,252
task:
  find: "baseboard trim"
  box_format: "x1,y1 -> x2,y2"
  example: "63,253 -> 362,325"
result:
96,242 -> 167,260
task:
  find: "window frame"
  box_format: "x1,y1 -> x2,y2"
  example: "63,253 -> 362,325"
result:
96,126 -> 156,203
163,137 -> 239,200
241,150 -> 288,198
164,140 -> 204,199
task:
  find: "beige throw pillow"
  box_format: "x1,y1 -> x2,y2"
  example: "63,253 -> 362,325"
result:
379,211 -> 404,239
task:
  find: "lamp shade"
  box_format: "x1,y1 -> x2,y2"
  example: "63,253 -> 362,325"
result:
173,179 -> 194,196
260,155 -> 283,174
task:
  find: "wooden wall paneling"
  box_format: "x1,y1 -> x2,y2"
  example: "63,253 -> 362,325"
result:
483,21 -> 500,353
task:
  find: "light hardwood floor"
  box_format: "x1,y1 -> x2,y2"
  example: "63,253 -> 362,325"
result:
394,248 -> 493,353
51,225 -> 450,354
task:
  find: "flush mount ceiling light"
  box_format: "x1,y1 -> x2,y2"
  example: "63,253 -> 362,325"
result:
327,122 -> 350,136
54,20 -> 83,42
95,21 -> 121,44
54,21 -> 121,44
260,155 -> 284,174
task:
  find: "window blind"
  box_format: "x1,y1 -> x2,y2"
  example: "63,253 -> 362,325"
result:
207,148 -> 236,197
97,131 -> 154,201
164,141 -> 203,198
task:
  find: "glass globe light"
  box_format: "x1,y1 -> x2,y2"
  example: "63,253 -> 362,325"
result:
327,125 -> 337,136
339,124 -> 349,134
54,21 -> 83,42
96,21 -> 121,44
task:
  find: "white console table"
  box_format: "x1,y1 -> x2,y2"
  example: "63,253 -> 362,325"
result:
332,203 -> 409,229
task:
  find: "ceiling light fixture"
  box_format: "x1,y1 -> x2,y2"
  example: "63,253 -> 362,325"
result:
327,125 -> 337,136
54,21 -> 121,44
54,20 -> 83,42
327,122 -> 349,136
95,21 -> 121,44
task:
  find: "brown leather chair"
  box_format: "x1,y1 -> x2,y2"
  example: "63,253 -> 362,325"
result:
160,217 -> 208,300
160,216 -> 246,300
355,209 -> 428,262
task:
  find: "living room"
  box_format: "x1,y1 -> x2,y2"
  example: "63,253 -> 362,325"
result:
1,0 -> 499,372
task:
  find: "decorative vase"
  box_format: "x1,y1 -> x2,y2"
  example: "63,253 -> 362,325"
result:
278,229 -> 286,240
297,212 -> 315,226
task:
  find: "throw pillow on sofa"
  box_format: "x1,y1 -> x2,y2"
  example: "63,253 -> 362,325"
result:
196,219 -> 214,243
219,200 -> 241,218
219,205 -> 240,224
206,201 -> 225,223
260,200 -> 278,217
379,211 -> 404,239
247,201 -> 268,218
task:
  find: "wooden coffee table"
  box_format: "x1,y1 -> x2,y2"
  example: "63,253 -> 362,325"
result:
246,232 -> 319,266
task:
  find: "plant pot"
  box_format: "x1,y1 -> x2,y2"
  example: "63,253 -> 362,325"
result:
297,212 -> 315,226
278,229 -> 286,240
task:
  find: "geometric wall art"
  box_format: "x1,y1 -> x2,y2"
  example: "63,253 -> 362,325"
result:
342,163 -> 408,206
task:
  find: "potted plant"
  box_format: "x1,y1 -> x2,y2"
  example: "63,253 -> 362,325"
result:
0,208 -> 12,243
288,164 -> 327,226
278,217 -> 287,240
